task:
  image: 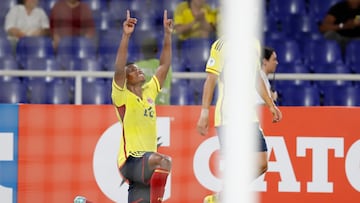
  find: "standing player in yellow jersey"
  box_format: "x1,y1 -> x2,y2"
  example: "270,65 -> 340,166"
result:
196,39 -> 282,203
112,10 -> 172,203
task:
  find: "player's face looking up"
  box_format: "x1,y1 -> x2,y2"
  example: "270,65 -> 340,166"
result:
264,52 -> 278,73
125,64 -> 146,85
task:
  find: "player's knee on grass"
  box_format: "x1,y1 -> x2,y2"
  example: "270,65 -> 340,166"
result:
148,153 -> 172,171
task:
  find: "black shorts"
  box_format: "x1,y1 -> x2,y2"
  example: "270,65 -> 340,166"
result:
216,123 -> 268,152
119,152 -> 154,203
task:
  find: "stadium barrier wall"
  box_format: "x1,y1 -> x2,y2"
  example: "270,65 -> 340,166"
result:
0,104 -> 359,202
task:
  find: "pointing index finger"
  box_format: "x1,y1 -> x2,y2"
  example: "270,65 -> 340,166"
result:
164,10 -> 168,20
126,10 -> 130,20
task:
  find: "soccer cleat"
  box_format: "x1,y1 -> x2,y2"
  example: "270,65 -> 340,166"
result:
203,194 -> 219,203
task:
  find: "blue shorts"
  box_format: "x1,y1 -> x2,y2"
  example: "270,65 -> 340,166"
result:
119,152 -> 153,203
216,123 -> 268,152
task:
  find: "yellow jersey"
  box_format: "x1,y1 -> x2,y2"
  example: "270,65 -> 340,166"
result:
206,38 -> 225,127
112,76 -> 161,167
206,38 -> 262,126
174,2 -> 217,40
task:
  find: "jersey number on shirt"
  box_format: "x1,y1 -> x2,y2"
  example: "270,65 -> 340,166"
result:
144,107 -> 154,118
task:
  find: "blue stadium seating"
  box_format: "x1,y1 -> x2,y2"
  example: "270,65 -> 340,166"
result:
0,0 -> 16,19
16,37 -> 55,67
109,0 -> 130,22
275,64 -> 312,89
162,0 -> 183,17
0,57 -> 20,82
323,86 -> 360,106
269,0 -> 306,18
280,85 -> 320,106
0,81 -> 27,103
170,80 -> 195,105
308,0 -> 342,20
39,0 -> 57,15
181,38 -> 212,72
82,0 -> 108,13
82,80 -> 111,104
74,58 -> 104,83
345,40 -> 360,65
303,39 -> 343,65
47,80 -> 72,104
0,37 -> 13,58
25,58 -> 62,83
313,64 -> 352,92
94,11 -> 116,33
264,14 -> 279,33
270,39 -> 302,64
282,14 -> 320,41
28,80 -> 48,104
57,37 -> 97,68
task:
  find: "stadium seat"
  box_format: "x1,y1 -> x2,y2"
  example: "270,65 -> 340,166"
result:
308,0 -> 342,20
283,14 -> 319,40
303,40 -> 343,65
47,80 -> 72,104
170,80 -> 195,105
82,0 -> 108,13
189,79 -> 205,104
109,0 -> 130,22
69,58 -> 104,83
162,0 -> 183,17
94,11 -> 115,33
323,86 -> 360,106
269,0 -> 306,18
264,31 -> 287,45
39,0 -> 57,15
280,85 -> 320,106
181,38 -> 212,72
25,58 -> 61,83
274,64 -> 311,89
345,40 -> 360,65
271,39 -> 302,64
0,81 -> 27,103
0,57 -> 20,82
0,0 -> 16,19
82,80 -> 111,104
313,64 -> 352,91
16,36 -> 55,67
57,37 -> 97,68
0,37 -> 13,58
264,14 -> 279,33
28,80 -> 48,104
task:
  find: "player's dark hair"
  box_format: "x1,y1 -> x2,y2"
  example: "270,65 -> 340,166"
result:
126,62 -> 135,66
262,46 -> 275,60
18,0 -> 25,4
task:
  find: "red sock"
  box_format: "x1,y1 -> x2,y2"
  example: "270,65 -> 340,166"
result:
150,168 -> 169,203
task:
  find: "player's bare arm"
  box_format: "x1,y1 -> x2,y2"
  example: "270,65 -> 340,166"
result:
155,10 -> 173,89
114,10 -> 137,88
256,71 -> 282,122
197,73 -> 218,135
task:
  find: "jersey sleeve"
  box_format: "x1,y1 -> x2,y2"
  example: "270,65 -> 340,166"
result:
205,39 -> 224,75
111,79 -> 127,107
143,76 -> 161,100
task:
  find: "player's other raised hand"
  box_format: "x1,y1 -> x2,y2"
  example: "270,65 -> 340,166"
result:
163,10 -> 173,34
123,10 -> 137,35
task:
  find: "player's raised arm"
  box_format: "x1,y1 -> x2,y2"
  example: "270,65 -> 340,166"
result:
114,10 -> 137,88
155,10 -> 173,88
